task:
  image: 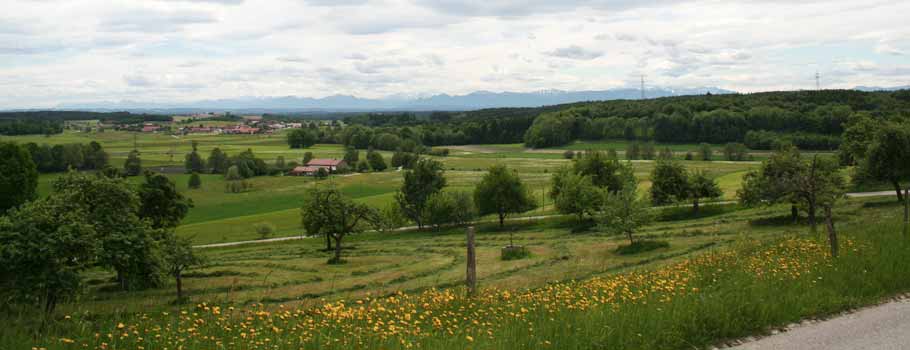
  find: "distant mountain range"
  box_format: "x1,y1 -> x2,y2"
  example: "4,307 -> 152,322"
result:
44,85 -> 909,114
57,87 -> 735,114
853,85 -> 910,92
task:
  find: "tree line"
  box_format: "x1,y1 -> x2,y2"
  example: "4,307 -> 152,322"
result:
524,90 -> 910,149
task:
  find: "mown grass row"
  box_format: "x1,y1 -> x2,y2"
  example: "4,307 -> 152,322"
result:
5,200 -> 909,350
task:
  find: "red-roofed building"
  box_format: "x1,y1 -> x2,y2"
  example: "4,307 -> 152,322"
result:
308,159 -> 347,172
288,166 -> 320,176
142,125 -> 161,133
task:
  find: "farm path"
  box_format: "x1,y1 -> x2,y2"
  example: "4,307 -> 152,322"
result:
729,297 -> 910,350
194,190 -> 898,249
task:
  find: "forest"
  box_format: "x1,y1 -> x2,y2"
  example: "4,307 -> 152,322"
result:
334,90 -> 910,151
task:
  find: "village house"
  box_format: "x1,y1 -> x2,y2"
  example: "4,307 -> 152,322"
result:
141,124 -> 161,133
288,159 -> 348,176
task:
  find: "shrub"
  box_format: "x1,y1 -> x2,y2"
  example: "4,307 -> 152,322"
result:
188,172 -> 201,189
614,240 -> 670,255
563,150 -> 575,159
254,222 -> 275,239
501,245 -> 531,260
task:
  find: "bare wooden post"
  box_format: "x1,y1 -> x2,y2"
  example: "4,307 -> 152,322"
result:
904,188 -> 909,237
466,226 -> 477,295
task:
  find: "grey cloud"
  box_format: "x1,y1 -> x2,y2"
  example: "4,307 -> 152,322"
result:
124,75 -> 156,87
277,56 -> 310,63
546,45 -> 603,60
413,0 -> 682,17
346,53 -> 368,60
100,9 -> 217,33
155,0 -> 244,4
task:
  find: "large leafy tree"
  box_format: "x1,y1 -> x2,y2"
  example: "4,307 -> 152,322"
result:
573,150 -> 623,192
287,129 -> 317,149
0,142 -> 38,212
396,158 -> 446,229
207,147 -> 230,174
422,191 -> 476,231
301,187 -> 377,263
0,194 -> 98,315
862,122 -> 910,202
688,171 -> 722,213
601,165 -> 653,244
474,164 -> 536,231
52,172 -> 162,290
738,145 -> 804,221
786,155 -> 845,241
550,167 -> 602,222
138,172 -> 193,230
83,141 -> 109,170
650,158 -> 690,206
367,149 -> 387,171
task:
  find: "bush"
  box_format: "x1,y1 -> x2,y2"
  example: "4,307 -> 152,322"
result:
563,150 -> 576,159
428,148 -> 450,157
254,222 -> 275,239
614,240 -> 670,255
501,245 -> 530,260
188,172 -> 202,189
684,152 -> 694,161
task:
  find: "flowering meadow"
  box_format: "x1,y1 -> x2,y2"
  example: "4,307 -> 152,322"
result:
23,226 -> 908,350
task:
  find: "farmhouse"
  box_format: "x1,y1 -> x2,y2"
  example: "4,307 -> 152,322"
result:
141,124 -> 161,133
288,159 -> 348,176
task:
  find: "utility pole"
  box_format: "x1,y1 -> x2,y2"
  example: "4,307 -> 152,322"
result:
640,75 -> 646,100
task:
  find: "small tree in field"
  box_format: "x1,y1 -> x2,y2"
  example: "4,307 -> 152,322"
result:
301,187 -> 377,264
225,165 -> 251,193
184,140 -> 205,173
650,158 -> 689,206
367,150 -> 387,171
601,165 -> 653,245
738,145 -> 804,222
688,171 -> 722,213
474,165 -> 536,236
188,172 -> 202,189
396,158 -> 446,229
303,152 -> 314,165
698,143 -> 712,161
124,150 -> 142,176
161,233 -> 205,301
550,167 -> 602,223
788,155 -> 845,234
861,122 -> 910,234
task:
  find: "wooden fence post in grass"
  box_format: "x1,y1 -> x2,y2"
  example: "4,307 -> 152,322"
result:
904,188 -> 909,237
466,226 -> 477,296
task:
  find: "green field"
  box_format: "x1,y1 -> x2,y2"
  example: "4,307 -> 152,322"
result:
4,130 -> 910,350
5,130 -> 763,244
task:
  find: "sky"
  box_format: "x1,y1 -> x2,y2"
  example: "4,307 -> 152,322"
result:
0,0 -> 908,108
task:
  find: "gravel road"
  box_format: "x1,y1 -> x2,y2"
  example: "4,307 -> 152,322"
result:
731,298 -> 910,350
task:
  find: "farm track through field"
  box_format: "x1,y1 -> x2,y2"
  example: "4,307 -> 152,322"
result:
195,190 -> 894,249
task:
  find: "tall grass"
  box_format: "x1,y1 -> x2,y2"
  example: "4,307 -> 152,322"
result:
4,215 -> 908,350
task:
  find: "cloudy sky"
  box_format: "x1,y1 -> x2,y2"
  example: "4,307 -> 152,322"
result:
1,0 -> 908,108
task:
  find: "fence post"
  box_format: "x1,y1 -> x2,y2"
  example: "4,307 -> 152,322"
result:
904,188 -> 909,237
466,226 -> 477,295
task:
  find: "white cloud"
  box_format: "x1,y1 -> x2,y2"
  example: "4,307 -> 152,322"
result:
0,0 -> 909,108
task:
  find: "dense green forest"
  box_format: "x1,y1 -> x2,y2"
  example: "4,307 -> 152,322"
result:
335,90 -> 910,151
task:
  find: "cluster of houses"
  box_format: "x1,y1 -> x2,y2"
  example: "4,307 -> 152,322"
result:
288,159 -> 348,176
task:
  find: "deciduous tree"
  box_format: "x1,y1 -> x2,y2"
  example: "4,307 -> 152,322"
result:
301,187 -> 377,263
0,142 -> 38,212
396,158 -> 446,229
474,165 -> 536,231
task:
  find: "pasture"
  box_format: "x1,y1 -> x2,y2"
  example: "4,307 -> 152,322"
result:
9,130 -> 762,244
